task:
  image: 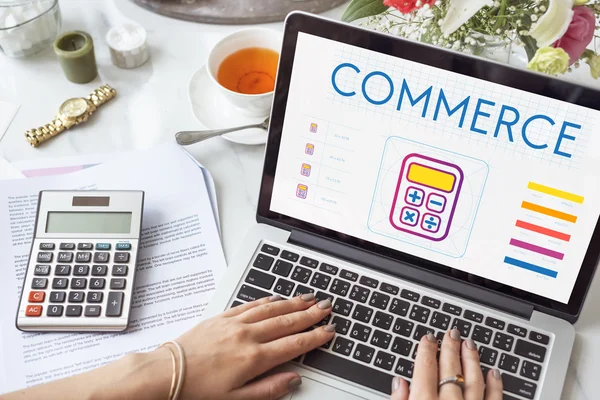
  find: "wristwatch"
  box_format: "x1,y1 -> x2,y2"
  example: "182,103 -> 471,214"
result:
25,84 -> 117,147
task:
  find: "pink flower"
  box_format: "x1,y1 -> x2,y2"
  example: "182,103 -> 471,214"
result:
553,6 -> 596,65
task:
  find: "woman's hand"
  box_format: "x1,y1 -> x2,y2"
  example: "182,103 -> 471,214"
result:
390,329 -> 503,400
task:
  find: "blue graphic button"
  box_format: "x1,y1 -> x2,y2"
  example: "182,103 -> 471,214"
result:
400,206 -> 420,227
421,213 -> 441,233
404,186 -> 424,207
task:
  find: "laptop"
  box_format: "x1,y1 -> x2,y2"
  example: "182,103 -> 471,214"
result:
206,11 -> 600,400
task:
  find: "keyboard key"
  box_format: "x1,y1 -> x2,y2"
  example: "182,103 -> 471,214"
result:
293,285 -> 314,297
371,330 -> 392,349
332,316 -> 352,335
442,303 -> 462,316
92,265 -> 108,276
300,256 -> 318,268
411,344 -> 419,359
499,353 -> 519,373
260,243 -> 280,256
58,252 -> 74,263
315,291 -> 334,303
353,343 -> 376,363
401,289 -> 420,302
395,358 -> 414,379
245,269 -> 275,290
376,283 -> 397,296
413,325 -> 435,341
106,292 -> 124,317
340,269 -> 358,282
310,273 -> 331,290
28,291 -> 45,302
374,351 -> 396,371
25,305 -> 42,317
87,291 -> 103,303
333,298 -> 354,317
485,316 -> 505,330
112,265 -> 128,276
74,265 -> 90,276
472,325 -> 492,344
78,243 -> 93,250
114,252 -> 129,263
281,250 -> 299,262
373,311 -> 393,330
85,305 -> 102,317
502,373 -> 537,399
507,324 -> 527,338
68,291 -> 85,303
273,278 -> 295,296
350,285 -> 370,303
49,291 -> 66,303
60,243 -> 76,250
430,311 -> 451,330
529,331 -> 550,345
304,350 -> 394,395
369,292 -> 390,310
493,332 -> 515,352
52,278 -> 68,289
237,284 -> 271,302
231,301 -> 243,308
32,278 -> 48,289
464,310 -> 484,323
481,365 -> 491,378
75,252 -> 92,263
47,305 -> 63,317
320,263 -> 338,275
71,278 -> 87,289
521,360 -> 542,381
34,265 -> 50,275
478,346 -> 498,366
93,252 -> 110,263
352,304 -> 374,323
272,260 -> 293,277
409,304 -> 430,323
451,318 -> 472,337
90,278 -> 105,289
291,266 -> 312,284
421,296 -> 440,309
391,337 -> 413,357
350,323 -> 372,342
96,243 -> 111,250
55,265 -> 71,275
66,305 -> 82,317
115,243 -> 132,251
253,254 -> 274,271
514,339 -> 546,362
333,337 -> 354,356
359,276 -> 379,288
317,314 -> 332,327
330,279 -> 351,296
389,298 -> 410,317
110,278 -> 127,290
40,243 -> 55,250
393,318 -> 414,337
37,252 -> 53,262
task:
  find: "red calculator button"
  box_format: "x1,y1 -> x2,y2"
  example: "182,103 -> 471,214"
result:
29,291 -> 45,302
25,305 -> 43,316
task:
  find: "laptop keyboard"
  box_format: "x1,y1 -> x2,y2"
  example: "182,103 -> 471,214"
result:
231,242 -> 551,399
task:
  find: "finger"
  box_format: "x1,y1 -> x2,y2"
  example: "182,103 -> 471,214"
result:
484,369 -> 503,400
237,293 -> 316,324
252,299 -> 333,342
390,376 -> 409,400
461,339 -> 484,400
438,329 -> 464,399
411,333 -> 438,398
230,372 -> 302,400
222,296 -> 281,318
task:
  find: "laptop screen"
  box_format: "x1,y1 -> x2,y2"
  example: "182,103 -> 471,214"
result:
269,32 -> 600,305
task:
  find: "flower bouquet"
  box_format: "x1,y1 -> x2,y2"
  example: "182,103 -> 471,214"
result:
341,0 -> 600,79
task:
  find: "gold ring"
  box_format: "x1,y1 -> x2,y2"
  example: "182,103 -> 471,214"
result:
438,374 -> 465,390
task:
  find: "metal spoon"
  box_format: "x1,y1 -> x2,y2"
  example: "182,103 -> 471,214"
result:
175,118 -> 269,146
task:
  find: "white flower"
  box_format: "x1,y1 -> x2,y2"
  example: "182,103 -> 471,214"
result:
528,0 -> 574,47
441,0 -> 494,36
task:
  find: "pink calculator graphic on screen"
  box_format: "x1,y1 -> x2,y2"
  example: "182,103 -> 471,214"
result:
389,154 -> 464,241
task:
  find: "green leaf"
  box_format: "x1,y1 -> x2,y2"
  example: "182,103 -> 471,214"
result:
341,0 -> 388,23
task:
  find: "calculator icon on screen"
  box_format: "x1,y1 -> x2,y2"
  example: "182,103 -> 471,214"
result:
389,154 -> 463,241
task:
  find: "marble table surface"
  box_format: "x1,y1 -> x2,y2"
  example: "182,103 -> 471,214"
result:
0,1 -> 598,398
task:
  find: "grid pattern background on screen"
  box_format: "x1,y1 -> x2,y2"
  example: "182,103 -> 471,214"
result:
326,42 -> 592,171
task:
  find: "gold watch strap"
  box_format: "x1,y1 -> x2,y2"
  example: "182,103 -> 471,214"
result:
87,84 -> 117,107
25,119 -> 66,148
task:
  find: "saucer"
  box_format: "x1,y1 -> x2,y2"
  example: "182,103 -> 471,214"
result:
188,65 -> 268,145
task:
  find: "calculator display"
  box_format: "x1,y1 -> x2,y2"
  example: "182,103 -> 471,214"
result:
45,212 -> 132,234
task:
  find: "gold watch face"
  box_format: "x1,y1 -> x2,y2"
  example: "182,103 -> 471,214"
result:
59,98 -> 88,118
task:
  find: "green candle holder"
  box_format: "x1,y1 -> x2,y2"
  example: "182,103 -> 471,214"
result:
54,31 -> 97,84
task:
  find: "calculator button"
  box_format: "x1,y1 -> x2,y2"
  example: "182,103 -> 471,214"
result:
68,291 -> 85,303
421,214 -> 441,233
96,243 -> 111,250
90,278 -> 105,289
92,265 -> 108,276
114,252 -> 130,263
112,265 -> 128,276
85,305 -> 102,317
75,252 -> 92,263
426,193 -> 446,213
25,305 -> 43,316
60,243 -> 76,250
405,187 -> 425,206
47,305 -> 63,317
39,243 -> 55,250
93,252 -> 110,263
50,292 -> 66,303
110,278 -> 126,290
87,291 -> 103,303
52,278 -> 68,289
116,243 -> 131,250
107,292 -> 124,317
37,252 -> 53,262
71,278 -> 87,289
28,291 -> 45,302
57,252 -> 74,263
400,207 -> 420,227
77,243 -> 93,250
34,265 -> 50,275
32,278 -> 48,289
66,305 -> 82,317
55,265 -> 71,276
74,265 -> 90,276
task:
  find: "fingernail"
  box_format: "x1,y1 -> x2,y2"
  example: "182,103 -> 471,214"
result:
317,299 -> 332,309
466,339 -> 477,350
288,376 -> 302,389
301,293 -> 315,301
492,369 -> 501,380
269,295 -> 282,302
450,328 -> 461,341
426,333 -> 436,342
324,324 -> 336,332
392,376 -> 403,392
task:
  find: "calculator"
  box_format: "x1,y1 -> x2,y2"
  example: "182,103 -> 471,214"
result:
16,190 -> 144,332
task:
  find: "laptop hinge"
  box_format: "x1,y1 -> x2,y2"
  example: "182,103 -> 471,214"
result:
288,230 -> 534,320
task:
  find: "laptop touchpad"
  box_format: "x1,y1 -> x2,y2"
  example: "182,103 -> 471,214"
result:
287,376 -> 367,400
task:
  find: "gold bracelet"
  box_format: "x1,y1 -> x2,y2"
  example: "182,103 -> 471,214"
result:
161,344 -> 177,400
159,340 -> 186,400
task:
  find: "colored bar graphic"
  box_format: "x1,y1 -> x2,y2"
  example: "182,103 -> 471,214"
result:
527,182 -> 584,204
521,201 -> 577,223
407,163 -> 455,192
504,257 -> 558,278
515,220 -> 571,242
509,238 -> 564,260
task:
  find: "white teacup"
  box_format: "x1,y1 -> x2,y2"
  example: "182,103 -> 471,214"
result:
207,28 -> 282,117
